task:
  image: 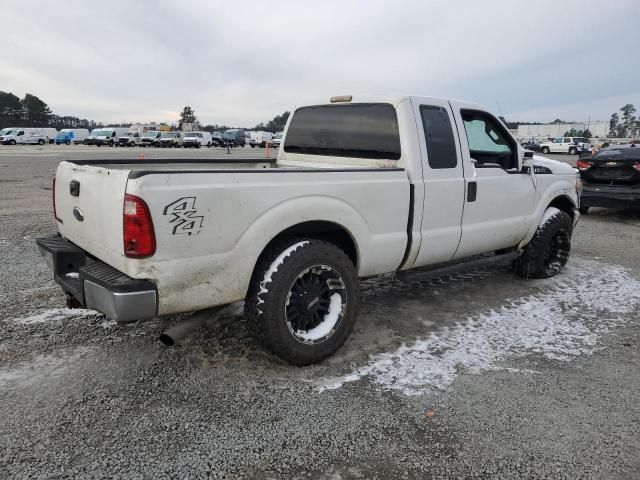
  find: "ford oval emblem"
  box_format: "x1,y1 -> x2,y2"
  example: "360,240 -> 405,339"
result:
73,207 -> 84,222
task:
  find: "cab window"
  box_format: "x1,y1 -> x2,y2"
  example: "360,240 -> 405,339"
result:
461,110 -> 516,170
420,105 -> 457,169
554,138 -> 562,143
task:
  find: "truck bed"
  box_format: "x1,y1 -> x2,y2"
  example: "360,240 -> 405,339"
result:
54,158 -> 411,315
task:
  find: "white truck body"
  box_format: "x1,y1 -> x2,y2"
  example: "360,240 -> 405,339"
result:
249,131 -> 274,147
38,94 -> 580,363
183,131 -> 213,148
0,128 -> 48,145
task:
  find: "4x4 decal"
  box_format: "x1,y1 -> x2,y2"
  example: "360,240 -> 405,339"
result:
163,197 -> 204,235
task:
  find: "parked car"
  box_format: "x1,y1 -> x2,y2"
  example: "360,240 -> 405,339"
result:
521,140 -> 541,152
140,131 -> 162,147
222,128 -> 246,147
37,94 -> 580,365
273,131 -> 283,148
540,137 -> 591,155
118,131 -> 142,147
576,144 -> 640,214
55,129 -> 89,145
249,131 -> 274,148
183,131 -> 213,148
159,131 -> 184,148
95,128 -> 130,147
0,128 -> 48,145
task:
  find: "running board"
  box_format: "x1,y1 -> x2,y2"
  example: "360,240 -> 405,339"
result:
395,251 -> 520,283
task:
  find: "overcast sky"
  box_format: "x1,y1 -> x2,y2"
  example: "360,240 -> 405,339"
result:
1,0 -> 639,126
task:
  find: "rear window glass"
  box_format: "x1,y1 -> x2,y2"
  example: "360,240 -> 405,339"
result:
594,147 -> 640,159
284,103 -> 401,160
420,105 -> 458,169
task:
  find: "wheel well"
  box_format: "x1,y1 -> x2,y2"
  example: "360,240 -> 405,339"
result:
548,195 -> 576,220
258,221 -> 358,268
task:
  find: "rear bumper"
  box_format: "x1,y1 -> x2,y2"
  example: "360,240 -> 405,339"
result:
36,235 -> 157,323
581,184 -> 640,209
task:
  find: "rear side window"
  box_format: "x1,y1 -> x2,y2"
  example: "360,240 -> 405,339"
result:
284,103 -> 401,160
420,105 -> 457,169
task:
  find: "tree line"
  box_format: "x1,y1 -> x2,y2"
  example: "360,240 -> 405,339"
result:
0,91 -> 110,130
1,92 -> 291,135
178,105 -> 290,133
608,104 -> 638,138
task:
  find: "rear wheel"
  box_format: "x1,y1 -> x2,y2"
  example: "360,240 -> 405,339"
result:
245,239 -> 359,365
37,139 -> 45,145
568,147 -> 577,155
541,146 -> 550,154
515,209 -> 573,279
65,140 -> 70,145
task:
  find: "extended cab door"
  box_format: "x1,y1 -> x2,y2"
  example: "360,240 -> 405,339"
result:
450,104 -> 536,258
410,98 -> 466,266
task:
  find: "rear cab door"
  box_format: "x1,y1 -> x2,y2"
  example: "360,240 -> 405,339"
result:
409,97 -> 466,266
450,102 -> 537,258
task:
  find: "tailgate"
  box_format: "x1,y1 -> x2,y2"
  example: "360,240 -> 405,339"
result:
55,161 -> 130,262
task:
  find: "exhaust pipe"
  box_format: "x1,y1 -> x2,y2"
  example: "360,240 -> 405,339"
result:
159,306 -> 224,346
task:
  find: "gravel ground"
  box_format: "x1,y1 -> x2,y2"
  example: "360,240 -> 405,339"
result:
0,145 -> 639,479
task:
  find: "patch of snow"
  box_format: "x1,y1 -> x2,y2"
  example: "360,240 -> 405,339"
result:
0,347 -> 94,388
65,272 -> 79,279
540,206 -> 561,226
257,241 -> 309,311
297,293 -> 342,341
318,260 -> 640,396
10,308 -> 99,325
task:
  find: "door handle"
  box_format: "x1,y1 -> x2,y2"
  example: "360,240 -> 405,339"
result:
467,181 -> 477,202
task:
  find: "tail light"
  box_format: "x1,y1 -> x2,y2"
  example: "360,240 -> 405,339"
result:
123,194 -> 156,258
576,160 -> 593,171
633,163 -> 640,172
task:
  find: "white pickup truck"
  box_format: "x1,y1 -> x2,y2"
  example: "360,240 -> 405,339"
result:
37,95 -> 581,365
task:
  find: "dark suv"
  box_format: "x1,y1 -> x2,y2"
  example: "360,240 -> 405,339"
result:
577,145 -> 640,214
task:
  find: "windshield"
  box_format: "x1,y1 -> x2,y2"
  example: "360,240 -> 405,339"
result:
2,130 -> 16,136
274,132 -> 283,139
143,131 -> 159,138
161,132 -> 177,138
96,131 -> 111,137
223,130 -> 238,139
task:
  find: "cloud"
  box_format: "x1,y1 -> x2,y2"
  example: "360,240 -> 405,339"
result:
0,0 -> 638,125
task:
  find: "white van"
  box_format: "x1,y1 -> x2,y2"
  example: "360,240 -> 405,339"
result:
183,131 -> 213,148
94,127 -> 130,147
249,131 -> 274,148
0,128 -> 48,145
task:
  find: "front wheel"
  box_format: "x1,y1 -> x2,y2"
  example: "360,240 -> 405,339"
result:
515,209 -> 573,279
245,239 -> 360,365
37,139 -> 45,145
541,146 -> 550,154
568,147 -> 577,155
